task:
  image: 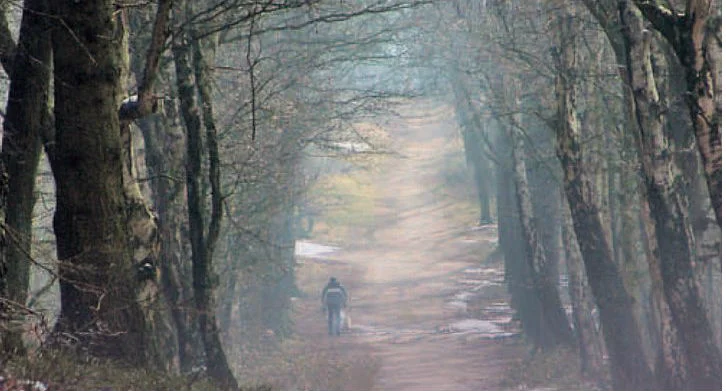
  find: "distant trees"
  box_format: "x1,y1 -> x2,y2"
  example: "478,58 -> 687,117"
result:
0,0 -> 718,390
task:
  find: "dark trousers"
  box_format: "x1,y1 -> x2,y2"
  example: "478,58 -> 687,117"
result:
327,304 -> 341,336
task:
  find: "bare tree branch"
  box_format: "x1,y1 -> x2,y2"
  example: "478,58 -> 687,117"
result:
119,0 -> 173,121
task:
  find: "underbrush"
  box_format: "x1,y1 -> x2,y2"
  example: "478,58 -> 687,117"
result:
1,350 -> 254,391
499,347 -> 605,391
3,325 -> 379,391
233,337 -> 380,391
2,340 -> 380,391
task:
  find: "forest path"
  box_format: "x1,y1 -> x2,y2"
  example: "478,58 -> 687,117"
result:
294,101 -> 524,391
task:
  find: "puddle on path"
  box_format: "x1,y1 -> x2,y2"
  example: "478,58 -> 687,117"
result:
295,240 -> 340,259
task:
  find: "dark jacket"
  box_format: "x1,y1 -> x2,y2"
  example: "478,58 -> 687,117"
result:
321,280 -> 348,307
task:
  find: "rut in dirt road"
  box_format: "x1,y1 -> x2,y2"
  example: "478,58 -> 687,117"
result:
296,102 -> 524,391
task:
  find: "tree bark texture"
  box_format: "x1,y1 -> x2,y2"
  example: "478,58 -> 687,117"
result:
619,3 -> 721,389
141,104 -> 199,373
49,0 -> 148,364
0,0 -> 51,356
634,0 -> 721,227
561,193 -> 608,385
553,6 -> 655,388
0,161 -> 9,356
637,182 -> 688,390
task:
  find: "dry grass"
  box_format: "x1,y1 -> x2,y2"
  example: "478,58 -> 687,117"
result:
4,342 -> 377,391
232,337 -> 380,391
1,350 -> 231,391
499,347 -> 604,391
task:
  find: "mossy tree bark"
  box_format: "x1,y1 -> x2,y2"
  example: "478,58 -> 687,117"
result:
49,0 -> 149,363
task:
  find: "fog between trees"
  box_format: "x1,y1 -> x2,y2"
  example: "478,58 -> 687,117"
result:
0,1 -> 720,390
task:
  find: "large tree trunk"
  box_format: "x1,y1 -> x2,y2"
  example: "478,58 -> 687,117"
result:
634,0 -> 721,227
0,0 -> 51,356
658,37 -> 722,351
618,4 -> 721,389
49,0 -> 148,364
553,5 -> 655,388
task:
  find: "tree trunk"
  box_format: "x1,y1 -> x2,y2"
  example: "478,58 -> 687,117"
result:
452,73 -> 495,225
495,135 -> 527,325
507,120 -> 573,351
634,0 -> 721,227
0,0 -> 51,356
173,15 -> 238,388
462,127 -> 493,224
561,193 -> 608,385
140,111 -> 198,372
49,0 -> 148,364
553,5 -> 655,388
130,3 -> 198,371
618,4 -> 721,389
0,162 -> 9,357
141,110 -> 202,373
475,160 -> 493,224
192,33 -> 238,389
658,37 -> 722,351
637,184 -> 687,391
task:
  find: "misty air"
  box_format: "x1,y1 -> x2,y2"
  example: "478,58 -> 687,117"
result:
0,1 -> 721,391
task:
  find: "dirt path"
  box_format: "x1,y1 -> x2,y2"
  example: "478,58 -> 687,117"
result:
294,102 -> 524,391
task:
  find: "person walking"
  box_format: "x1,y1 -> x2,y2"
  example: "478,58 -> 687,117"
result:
321,277 -> 348,336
